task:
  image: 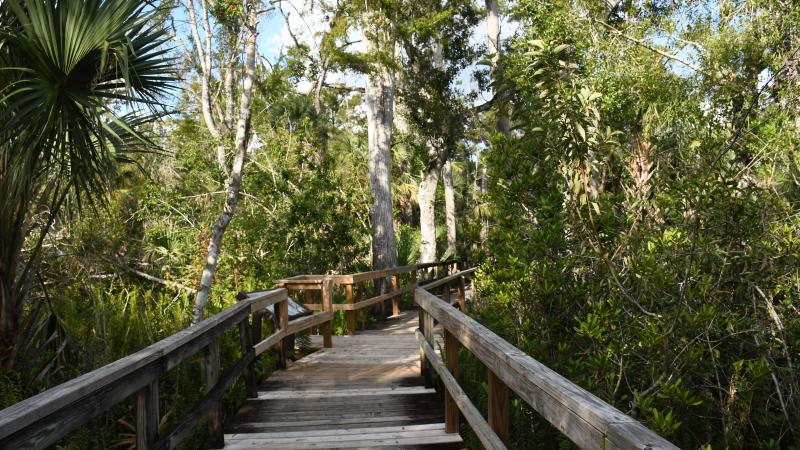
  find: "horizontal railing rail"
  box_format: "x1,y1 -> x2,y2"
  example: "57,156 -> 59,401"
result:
0,287 -> 335,450
276,260 -> 461,335
416,268 -> 679,450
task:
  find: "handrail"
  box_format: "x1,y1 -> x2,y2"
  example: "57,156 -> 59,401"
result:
0,287 -> 335,450
415,269 -> 679,450
275,260 -> 461,335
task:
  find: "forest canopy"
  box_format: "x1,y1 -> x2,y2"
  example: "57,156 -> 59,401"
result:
0,0 -> 798,448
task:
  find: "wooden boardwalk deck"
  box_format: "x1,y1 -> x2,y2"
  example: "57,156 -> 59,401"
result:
224,310 -> 464,449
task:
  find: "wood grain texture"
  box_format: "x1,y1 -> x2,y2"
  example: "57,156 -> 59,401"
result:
225,311 -> 462,449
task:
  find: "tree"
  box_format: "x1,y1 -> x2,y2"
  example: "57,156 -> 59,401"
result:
363,2 -> 399,280
0,0 -> 175,369
182,0 -> 265,321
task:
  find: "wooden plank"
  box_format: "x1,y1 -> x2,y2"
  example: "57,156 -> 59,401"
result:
239,319 -> 257,398
205,339 -> 223,449
443,329 -> 459,434
416,332 -> 506,450
246,289 -> 288,312
285,312 -> 334,335
226,423 -> 445,440
390,275 -> 400,316
334,283 -> 417,311
223,433 -> 462,449
136,381 -> 159,450
345,284 -> 356,336
321,280 -> 333,348
254,330 -> 283,356
418,268 -> 476,292
256,387 -> 435,399
488,369 -> 509,444
414,288 -> 678,450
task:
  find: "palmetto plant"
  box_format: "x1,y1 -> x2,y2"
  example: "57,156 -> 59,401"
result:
0,0 -> 176,369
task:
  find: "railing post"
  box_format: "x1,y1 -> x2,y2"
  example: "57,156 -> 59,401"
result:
321,279 -> 333,348
391,274 -> 400,317
457,275 -> 466,312
345,283 -> 356,336
488,369 -> 510,444
239,317 -> 257,398
422,310 -> 435,388
276,299 -> 289,369
417,308 -> 429,384
357,282 -> 367,330
205,338 -> 223,448
443,281 -> 451,305
444,329 -> 460,434
135,381 -> 159,449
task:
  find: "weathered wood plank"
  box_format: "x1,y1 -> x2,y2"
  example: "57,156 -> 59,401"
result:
488,369 -> 510,444
205,338 -> 224,448
443,329 -> 459,434
136,381 -> 160,450
334,283 -> 417,311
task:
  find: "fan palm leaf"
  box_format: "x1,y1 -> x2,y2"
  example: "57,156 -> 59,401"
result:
0,0 -> 177,368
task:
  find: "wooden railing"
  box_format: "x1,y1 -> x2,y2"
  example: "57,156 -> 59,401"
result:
0,288 -> 334,450
276,260 -> 460,335
416,268 -> 679,450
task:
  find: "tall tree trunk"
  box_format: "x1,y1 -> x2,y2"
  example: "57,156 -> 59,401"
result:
486,0 -> 510,136
481,0 -> 508,246
192,2 -> 260,322
443,159 -> 457,259
364,24 -> 398,282
480,163 -> 488,245
419,158 -> 439,264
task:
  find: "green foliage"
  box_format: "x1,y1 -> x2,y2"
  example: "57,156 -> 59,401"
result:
472,1 -> 800,448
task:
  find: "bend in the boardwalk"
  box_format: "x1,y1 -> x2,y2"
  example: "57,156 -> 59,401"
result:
224,310 -> 463,449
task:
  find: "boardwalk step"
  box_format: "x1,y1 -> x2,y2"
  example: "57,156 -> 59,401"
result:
256,387 -> 436,399
223,424 -> 462,449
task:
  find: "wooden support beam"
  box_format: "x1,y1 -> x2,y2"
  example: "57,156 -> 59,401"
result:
239,318 -> 257,398
444,330 -> 460,434
204,339 -> 223,449
489,369 -> 510,444
422,311 -> 434,388
457,276 -> 466,312
136,381 -> 159,450
357,282 -> 367,330
391,275 -> 400,317
418,310 -> 427,379
276,300 -> 289,369
321,280 -> 333,348
345,284 -> 356,336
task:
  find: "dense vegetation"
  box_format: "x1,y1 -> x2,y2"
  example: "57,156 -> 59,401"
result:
0,0 -> 798,449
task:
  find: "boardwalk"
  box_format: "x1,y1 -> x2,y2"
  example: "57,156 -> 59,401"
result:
224,310 -> 464,449
0,265 -> 678,450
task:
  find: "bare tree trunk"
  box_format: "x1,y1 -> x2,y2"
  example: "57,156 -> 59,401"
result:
480,163 -> 488,244
486,0 -> 510,136
443,159 -> 456,258
481,0 -> 508,246
364,23 -> 398,281
192,1 -> 260,322
419,158 -> 439,264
